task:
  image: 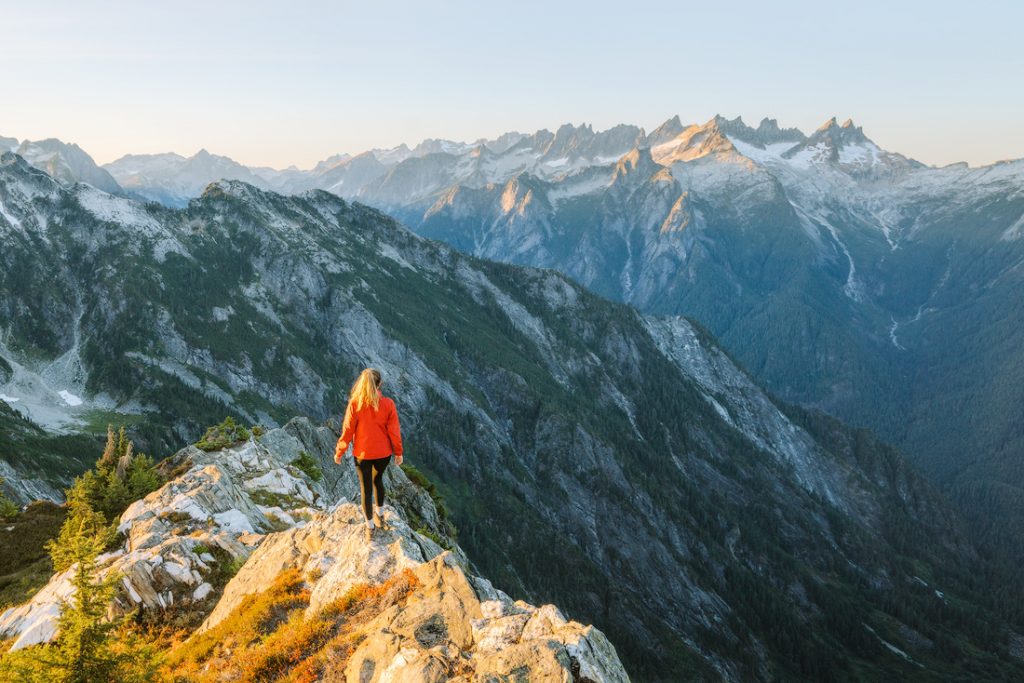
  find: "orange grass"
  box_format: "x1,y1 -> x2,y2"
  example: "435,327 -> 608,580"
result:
160,567 -> 420,683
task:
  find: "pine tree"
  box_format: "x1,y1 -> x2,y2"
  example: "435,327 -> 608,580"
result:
0,515 -> 159,683
51,519 -> 121,683
96,425 -> 119,474
46,490 -> 116,574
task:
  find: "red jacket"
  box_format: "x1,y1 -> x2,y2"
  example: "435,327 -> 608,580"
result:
339,394 -> 403,460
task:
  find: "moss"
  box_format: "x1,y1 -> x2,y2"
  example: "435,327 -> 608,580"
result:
159,511 -> 197,525
250,489 -> 307,510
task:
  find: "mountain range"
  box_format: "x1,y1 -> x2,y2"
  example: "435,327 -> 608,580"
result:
3,149 -> 1024,680
12,113 -> 1018,574
46,112 -> 1020,573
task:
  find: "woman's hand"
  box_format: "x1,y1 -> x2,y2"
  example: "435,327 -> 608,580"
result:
395,454 -> 403,467
334,441 -> 347,464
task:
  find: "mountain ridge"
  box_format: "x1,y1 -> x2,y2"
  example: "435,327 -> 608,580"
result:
0,417 -> 630,682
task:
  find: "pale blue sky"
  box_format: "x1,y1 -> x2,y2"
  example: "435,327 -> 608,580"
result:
3,0 -> 1021,168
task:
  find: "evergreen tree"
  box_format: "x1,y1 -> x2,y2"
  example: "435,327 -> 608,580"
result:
51,518 -> 122,683
46,489 -> 116,574
95,425 -> 119,474
0,518 -> 159,682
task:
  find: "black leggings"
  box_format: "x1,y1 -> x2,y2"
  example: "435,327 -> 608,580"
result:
354,455 -> 391,520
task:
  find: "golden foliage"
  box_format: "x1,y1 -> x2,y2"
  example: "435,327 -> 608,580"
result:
160,567 -> 420,683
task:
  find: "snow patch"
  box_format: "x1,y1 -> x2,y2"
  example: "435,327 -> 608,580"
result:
838,142 -> 880,166
58,390 -> 83,406
784,142 -> 830,169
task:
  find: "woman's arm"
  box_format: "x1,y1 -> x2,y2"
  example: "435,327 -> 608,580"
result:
335,402 -> 356,463
387,401 -> 403,465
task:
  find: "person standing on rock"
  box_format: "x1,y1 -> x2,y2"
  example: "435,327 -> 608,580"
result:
334,368 -> 404,538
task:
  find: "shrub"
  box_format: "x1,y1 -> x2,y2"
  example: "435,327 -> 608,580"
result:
195,417 -> 251,452
291,451 -> 322,483
46,492 -> 118,574
46,425 -> 163,572
162,568 -> 420,682
250,490 -> 306,510
71,425 -> 163,521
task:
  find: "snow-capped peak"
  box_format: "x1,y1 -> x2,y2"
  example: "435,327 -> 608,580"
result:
14,138 -> 124,195
778,117 -> 923,175
646,115 -> 687,147
651,117 -> 743,165
693,115 -> 808,151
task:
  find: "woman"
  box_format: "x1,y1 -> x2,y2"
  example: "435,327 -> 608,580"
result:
334,368 -> 403,537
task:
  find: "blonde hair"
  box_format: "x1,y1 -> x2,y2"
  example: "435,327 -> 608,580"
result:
349,368 -> 382,411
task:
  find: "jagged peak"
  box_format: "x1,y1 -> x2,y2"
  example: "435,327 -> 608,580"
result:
613,146 -> 657,180
755,117 -> 806,143
702,115 -> 806,149
817,116 -> 839,132
646,115 -> 688,147
468,143 -> 495,159
650,118 -> 744,165
807,116 -> 871,147
554,121 -> 594,136
199,177 -> 266,202
712,113 -> 747,129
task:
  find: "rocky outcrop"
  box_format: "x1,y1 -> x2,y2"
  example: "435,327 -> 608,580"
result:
0,417 -> 628,681
0,417 -> 452,651
203,502 -> 627,682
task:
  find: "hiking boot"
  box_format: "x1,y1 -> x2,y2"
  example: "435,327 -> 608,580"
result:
374,510 -> 386,530
365,525 -> 374,543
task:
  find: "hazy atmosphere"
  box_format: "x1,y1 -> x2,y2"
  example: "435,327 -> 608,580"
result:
4,0 -> 1022,168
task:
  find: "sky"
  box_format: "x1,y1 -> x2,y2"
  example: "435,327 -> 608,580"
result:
2,0 -> 1022,169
